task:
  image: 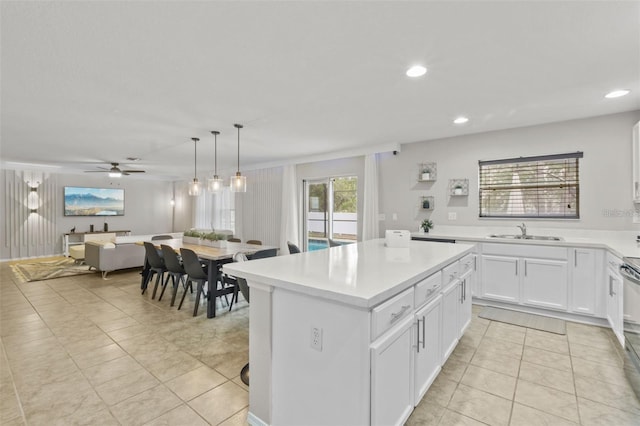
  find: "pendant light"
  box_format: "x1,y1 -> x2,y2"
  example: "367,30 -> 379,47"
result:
188,137 -> 201,196
207,130 -> 224,192
230,123 -> 247,192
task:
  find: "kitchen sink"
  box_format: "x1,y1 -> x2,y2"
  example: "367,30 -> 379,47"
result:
487,234 -> 563,241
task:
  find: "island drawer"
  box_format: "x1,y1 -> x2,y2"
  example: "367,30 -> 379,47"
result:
371,287 -> 414,341
442,261 -> 459,286
459,254 -> 475,275
415,271 -> 442,308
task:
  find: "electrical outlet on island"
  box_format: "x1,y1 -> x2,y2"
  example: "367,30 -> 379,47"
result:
448,212 -> 457,221
311,326 -> 323,351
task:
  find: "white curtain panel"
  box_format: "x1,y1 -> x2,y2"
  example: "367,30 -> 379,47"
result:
280,164 -> 300,254
362,153 -> 380,240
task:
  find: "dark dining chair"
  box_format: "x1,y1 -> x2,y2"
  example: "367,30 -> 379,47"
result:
143,242 -> 168,299
160,244 -> 188,306
248,248 -> 278,260
179,248 -> 209,316
287,241 -> 301,254
246,239 -> 262,245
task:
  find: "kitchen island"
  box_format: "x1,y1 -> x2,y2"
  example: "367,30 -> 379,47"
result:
224,238 -> 475,426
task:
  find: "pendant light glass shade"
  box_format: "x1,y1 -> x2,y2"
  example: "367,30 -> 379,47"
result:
230,123 -> 247,193
207,130 -> 224,192
231,172 -> 247,192
188,137 -> 201,196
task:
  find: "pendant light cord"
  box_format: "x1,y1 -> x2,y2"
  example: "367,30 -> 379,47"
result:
234,124 -> 243,174
211,131 -> 220,177
192,137 -> 199,180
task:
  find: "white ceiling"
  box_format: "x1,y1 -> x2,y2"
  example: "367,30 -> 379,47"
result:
1,1 -> 639,181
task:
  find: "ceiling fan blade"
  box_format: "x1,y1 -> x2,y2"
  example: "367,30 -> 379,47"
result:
84,170 -> 109,173
121,170 -> 145,173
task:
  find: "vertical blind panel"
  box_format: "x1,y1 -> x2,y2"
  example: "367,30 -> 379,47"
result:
479,156 -> 580,218
237,167 -> 283,247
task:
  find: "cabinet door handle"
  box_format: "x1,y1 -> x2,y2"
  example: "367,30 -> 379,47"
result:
524,260 -> 527,277
474,256 -> 477,271
422,315 -> 426,349
515,262 -> 518,276
610,278 -> 616,296
416,318 -> 421,353
390,305 -> 411,324
575,251 -> 578,267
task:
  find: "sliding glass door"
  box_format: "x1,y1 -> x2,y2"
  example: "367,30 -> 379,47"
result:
303,176 -> 357,251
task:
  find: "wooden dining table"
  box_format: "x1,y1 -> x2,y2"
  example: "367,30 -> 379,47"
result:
138,239 -> 278,318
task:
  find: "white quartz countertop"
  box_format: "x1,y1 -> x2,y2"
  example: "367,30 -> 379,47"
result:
223,239 -> 474,308
411,225 -> 640,259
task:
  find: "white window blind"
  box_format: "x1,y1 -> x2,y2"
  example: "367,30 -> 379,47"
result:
479,152 -> 583,219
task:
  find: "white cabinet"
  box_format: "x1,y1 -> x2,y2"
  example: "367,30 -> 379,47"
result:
371,314 -> 415,426
522,258 -> 568,311
459,271 -> 472,334
606,254 -> 624,346
481,255 -> 519,302
413,295 -> 442,405
441,279 -> 460,361
571,248 -> 602,315
480,243 -> 571,311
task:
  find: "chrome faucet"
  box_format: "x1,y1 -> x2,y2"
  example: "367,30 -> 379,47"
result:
517,223 -> 527,237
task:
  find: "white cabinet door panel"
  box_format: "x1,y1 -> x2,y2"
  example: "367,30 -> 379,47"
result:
481,255 -> 519,302
371,315 -> 414,426
441,280 -> 460,361
414,295 -> 442,405
522,258 -> 568,311
571,248 -> 598,315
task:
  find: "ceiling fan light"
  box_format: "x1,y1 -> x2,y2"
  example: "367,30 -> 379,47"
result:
188,178 -> 201,196
230,173 -> 246,193
109,171 -> 122,178
208,176 -> 224,192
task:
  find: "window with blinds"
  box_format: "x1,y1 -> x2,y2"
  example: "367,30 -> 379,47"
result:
479,152 -> 583,219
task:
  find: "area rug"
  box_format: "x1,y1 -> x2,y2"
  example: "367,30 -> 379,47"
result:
10,257 -> 95,283
478,306 -> 566,335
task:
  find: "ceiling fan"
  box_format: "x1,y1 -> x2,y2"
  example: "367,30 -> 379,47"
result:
84,162 -> 145,177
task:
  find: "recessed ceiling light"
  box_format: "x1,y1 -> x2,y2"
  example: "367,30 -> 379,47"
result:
406,65 -> 427,77
605,89 -> 630,99
453,116 -> 469,125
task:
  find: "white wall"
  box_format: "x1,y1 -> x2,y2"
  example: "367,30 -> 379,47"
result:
379,111 -> 640,232
1,169 -> 175,259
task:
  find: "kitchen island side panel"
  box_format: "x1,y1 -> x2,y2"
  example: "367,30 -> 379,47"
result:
271,288 -> 371,426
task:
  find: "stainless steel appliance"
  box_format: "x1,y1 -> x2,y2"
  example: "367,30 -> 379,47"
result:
621,257 -> 640,398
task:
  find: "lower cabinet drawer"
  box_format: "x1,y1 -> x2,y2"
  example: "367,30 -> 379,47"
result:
442,261 -> 460,287
415,271 -> 441,308
371,287 -> 414,341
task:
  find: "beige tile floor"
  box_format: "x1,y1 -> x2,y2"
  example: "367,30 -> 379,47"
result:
407,306 -> 640,426
1,261 -> 639,425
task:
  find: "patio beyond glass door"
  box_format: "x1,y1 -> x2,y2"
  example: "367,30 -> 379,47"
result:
304,177 -> 357,251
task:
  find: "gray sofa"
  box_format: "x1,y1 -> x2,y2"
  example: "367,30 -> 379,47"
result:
85,241 -> 145,278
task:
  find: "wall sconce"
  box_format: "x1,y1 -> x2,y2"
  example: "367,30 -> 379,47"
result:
30,208 -> 37,214
30,187 -> 37,192
170,199 -> 175,206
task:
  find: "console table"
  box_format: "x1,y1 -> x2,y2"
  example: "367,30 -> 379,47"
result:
63,230 -> 131,256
